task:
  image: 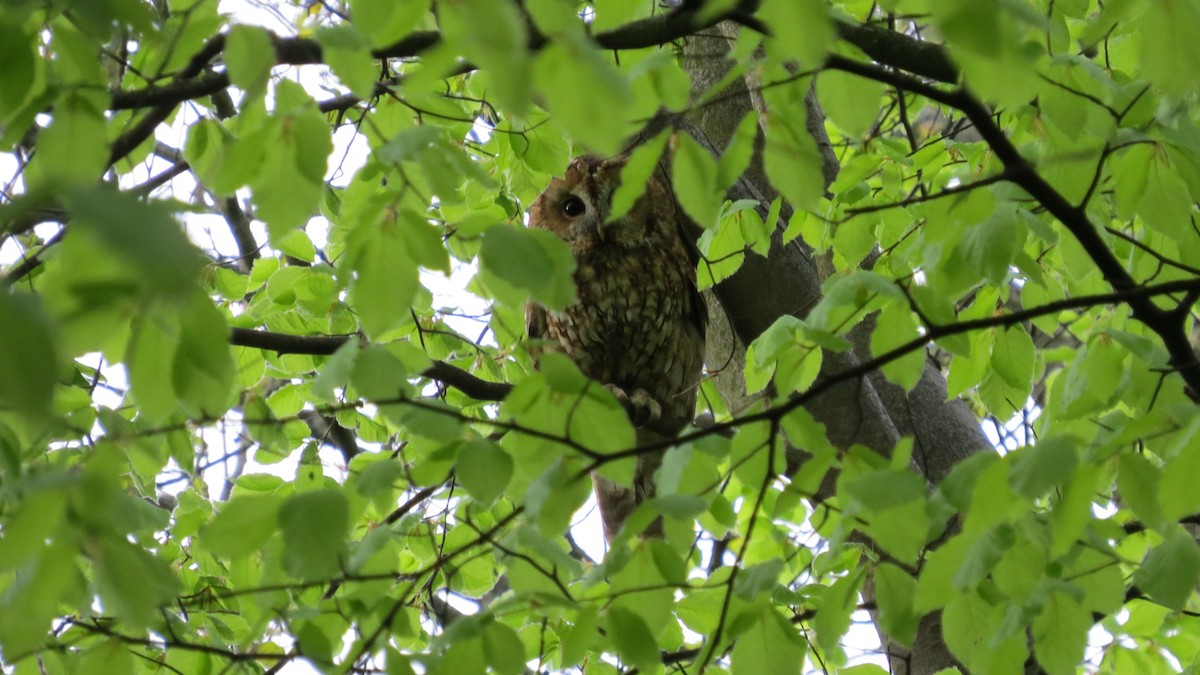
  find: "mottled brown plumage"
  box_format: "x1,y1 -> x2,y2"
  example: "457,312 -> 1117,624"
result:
525,155 -> 706,541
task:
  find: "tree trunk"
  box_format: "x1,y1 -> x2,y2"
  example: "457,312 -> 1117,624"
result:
682,23 -> 990,674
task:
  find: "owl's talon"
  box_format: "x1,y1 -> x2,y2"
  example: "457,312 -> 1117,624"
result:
604,383 -> 629,405
606,384 -> 662,427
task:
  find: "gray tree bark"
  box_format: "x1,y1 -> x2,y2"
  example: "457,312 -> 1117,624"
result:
681,23 -> 991,675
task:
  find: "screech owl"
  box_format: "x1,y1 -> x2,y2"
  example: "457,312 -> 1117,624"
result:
525,154 -> 707,542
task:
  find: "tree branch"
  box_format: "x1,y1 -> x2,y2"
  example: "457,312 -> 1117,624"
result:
824,53 -> 1200,399
228,328 -> 513,401
835,20 -> 958,84
589,276 -> 1200,468
107,3 -> 762,115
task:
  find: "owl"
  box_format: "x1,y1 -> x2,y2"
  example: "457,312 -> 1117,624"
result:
525,154 -> 707,541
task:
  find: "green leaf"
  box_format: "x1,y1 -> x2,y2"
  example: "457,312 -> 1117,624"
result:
560,611 -> 599,666
757,0 -> 833,67
0,21 -> 35,118
479,225 -> 576,310
990,326 -> 1035,393
456,438 -> 513,507
813,566 -> 866,657
1059,334 -> 1126,418
225,25 -> 275,100
67,187 -> 204,297
731,607 -> 806,675
312,340 -> 360,401
609,538 -> 676,629
1160,423 -> 1200,522
348,217 -> 420,339
1113,143 -> 1153,219
437,633 -> 486,675
1138,149 -> 1193,240
1032,593 -> 1091,675
440,0 -> 531,115
535,36 -> 632,155
126,311 -> 179,423
962,209 -> 1022,285
317,24 -> 378,99
672,132 -> 722,229
717,111 -> 760,190
482,621 -> 526,675
0,541 -> 78,657
992,536 -> 1046,604
351,344 -> 419,399
1134,526 -> 1200,611
278,490 -> 350,579
838,666 -> 889,675
0,293 -> 58,419
943,591 -> 1028,673
1140,0 -> 1200,96
1066,548 -> 1125,615
200,494 -> 282,559
253,82 -> 332,239
94,539 -> 179,627
523,459 -> 591,536
818,69 -> 884,138
762,105 -> 825,212
79,640 -> 136,674
605,607 -> 659,673
172,295 -> 235,419
1049,463 -> 1100,557
933,0 -> 1039,108
843,469 -> 926,512
26,93 -> 107,188
874,563 -> 918,647
350,0 -> 431,49
697,212 -> 747,289
353,455 -> 404,499
609,130 -> 670,222
915,534 -> 971,612
396,208 -> 451,272
1008,436 -> 1077,499
733,559 -> 784,600
871,303 -> 925,390
1117,452 -> 1164,530
0,488 -> 65,569
675,586 -> 727,635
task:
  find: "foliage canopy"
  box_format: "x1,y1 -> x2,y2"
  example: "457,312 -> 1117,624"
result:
3,0 -> 1200,673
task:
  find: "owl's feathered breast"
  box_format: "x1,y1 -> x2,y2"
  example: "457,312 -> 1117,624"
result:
530,234 -> 705,429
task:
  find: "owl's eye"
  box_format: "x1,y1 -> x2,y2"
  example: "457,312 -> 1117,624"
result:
562,196 -> 586,217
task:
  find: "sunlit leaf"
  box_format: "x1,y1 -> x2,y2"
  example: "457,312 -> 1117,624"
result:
535,35 -> 632,155
1136,526 -> 1200,610
1032,592 -> 1091,675
0,293 -> 57,419
456,438 -> 513,507
605,607 -> 659,673
479,225 -> 576,310
350,0 -> 430,48
225,25 -> 274,100
731,607 -> 806,675
317,24 -> 378,100
94,539 -> 179,627
200,494 -> 283,559
818,68 -> 883,138
609,130 -> 670,222
279,490 -> 350,579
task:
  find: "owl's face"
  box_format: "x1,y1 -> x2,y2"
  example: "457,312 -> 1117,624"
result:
529,155 -> 672,252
